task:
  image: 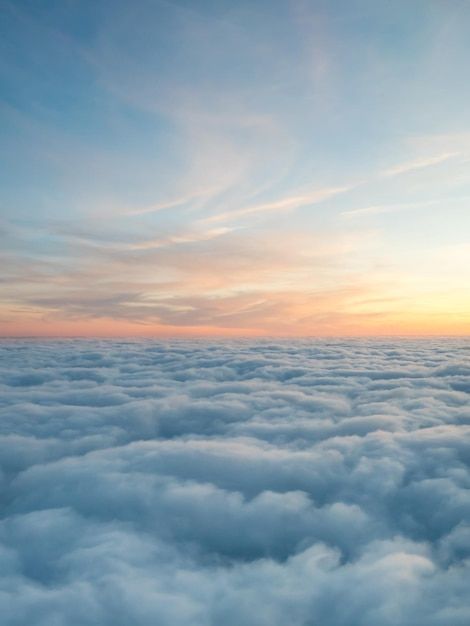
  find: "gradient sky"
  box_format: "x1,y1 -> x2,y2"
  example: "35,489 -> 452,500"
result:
1,0 -> 470,336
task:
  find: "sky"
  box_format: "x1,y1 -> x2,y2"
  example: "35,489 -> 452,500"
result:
1,0 -> 470,337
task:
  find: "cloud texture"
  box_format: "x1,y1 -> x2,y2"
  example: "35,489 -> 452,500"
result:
1,338 -> 469,625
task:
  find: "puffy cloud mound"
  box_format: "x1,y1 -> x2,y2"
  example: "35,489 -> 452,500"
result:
0,338 -> 469,625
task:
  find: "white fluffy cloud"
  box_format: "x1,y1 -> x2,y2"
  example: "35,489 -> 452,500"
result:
0,338 -> 469,625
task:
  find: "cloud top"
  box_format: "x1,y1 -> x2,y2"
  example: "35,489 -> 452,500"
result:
1,338 -> 469,625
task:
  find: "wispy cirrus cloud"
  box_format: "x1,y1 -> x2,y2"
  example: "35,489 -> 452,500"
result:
204,185 -> 354,224
340,199 -> 437,218
380,151 -> 460,178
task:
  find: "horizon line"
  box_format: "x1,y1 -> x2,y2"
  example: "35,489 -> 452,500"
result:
1,334 -> 469,340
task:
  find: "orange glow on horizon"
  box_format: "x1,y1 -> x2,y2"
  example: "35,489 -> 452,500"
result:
1,312 -> 468,338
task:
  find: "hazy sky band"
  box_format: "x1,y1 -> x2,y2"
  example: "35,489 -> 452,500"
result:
1,0 -> 469,336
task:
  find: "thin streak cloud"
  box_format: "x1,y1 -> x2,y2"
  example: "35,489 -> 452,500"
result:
205,186 -> 354,224
380,151 -> 460,178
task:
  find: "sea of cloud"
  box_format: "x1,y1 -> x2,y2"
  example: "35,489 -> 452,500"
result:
0,338 -> 469,625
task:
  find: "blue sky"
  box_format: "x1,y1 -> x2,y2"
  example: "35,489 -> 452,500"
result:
1,0 -> 470,335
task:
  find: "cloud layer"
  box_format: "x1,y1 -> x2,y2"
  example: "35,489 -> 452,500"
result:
1,339 -> 469,624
